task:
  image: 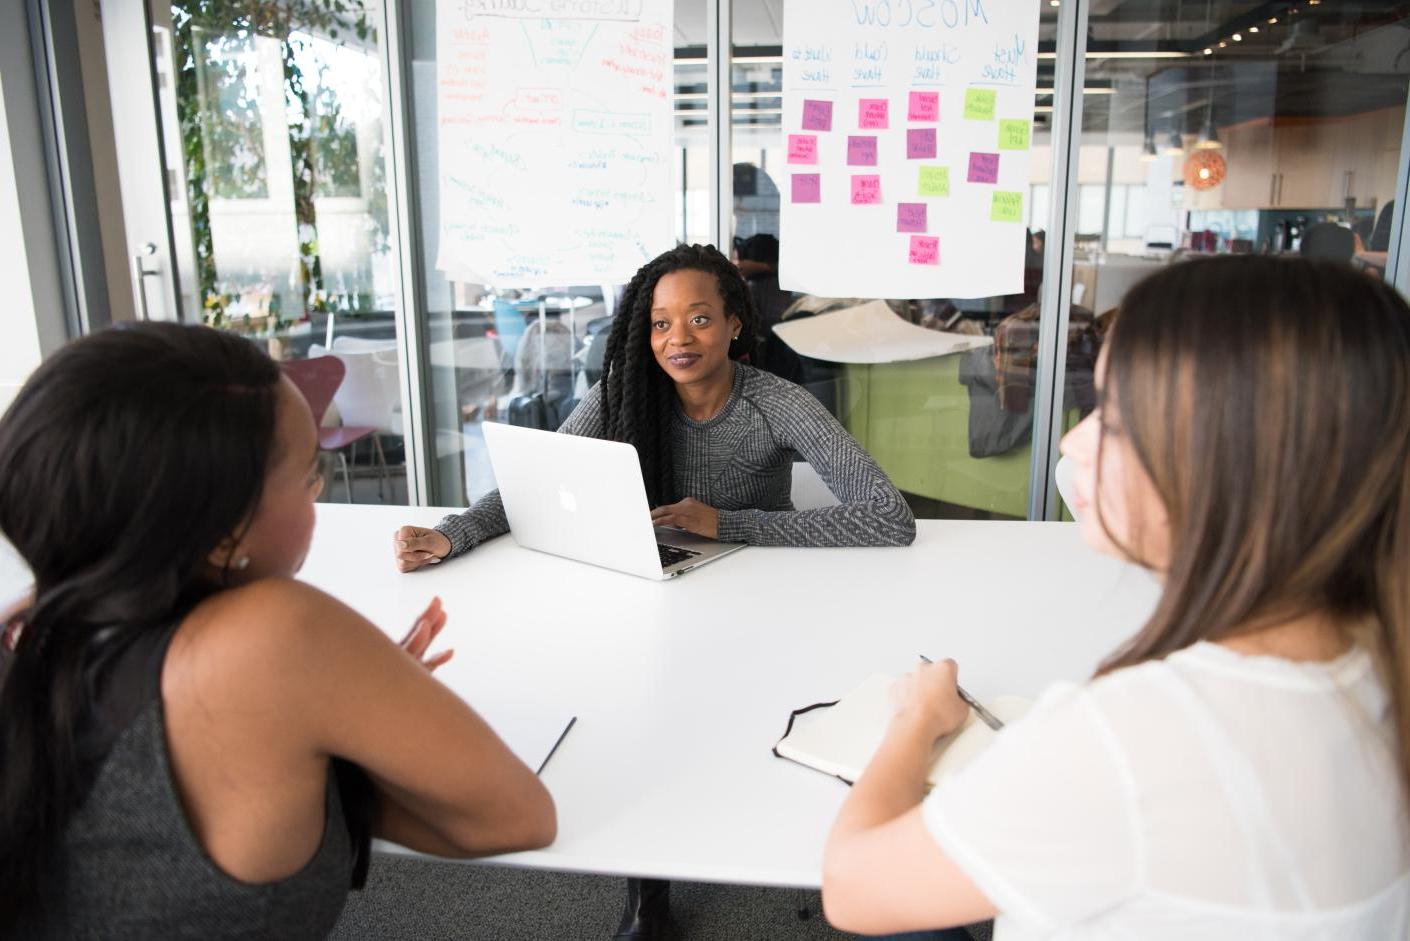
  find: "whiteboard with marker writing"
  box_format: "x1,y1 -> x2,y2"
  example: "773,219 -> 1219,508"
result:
434,0 -> 674,288
779,0 -> 1040,299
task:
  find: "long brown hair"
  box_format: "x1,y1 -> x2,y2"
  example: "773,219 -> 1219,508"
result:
1094,256 -> 1410,795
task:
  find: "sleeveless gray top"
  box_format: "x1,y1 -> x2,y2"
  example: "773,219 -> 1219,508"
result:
30,622 -> 369,939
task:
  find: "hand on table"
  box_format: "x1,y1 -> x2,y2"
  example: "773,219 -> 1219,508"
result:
400,596 -> 453,672
650,498 -> 720,540
394,526 -> 451,573
889,658 -> 970,742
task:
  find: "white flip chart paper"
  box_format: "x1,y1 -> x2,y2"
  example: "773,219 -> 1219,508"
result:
779,1 -> 1041,300
435,0 -> 674,287
772,300 -> 991,364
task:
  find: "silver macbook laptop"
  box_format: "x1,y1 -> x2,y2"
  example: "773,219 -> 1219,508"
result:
481,422 -> 745,580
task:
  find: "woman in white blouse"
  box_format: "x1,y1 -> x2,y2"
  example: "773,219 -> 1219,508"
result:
821,256 -> 1410,940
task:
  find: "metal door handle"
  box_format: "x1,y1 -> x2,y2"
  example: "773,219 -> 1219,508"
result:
132,243 -> 159,321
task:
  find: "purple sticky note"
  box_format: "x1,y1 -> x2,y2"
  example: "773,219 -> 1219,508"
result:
847,136 -> 878,166
787,134 -> 818,164
967,152 -> 1000,184
802,99 -> 833,131
907,128 -> 937,159
858,98 -> 889,129
851,174 -> 882,205
791,173 -> 821,204
908,91 -> 940,121
897,203 -> 928,233
909,235 -> 940,265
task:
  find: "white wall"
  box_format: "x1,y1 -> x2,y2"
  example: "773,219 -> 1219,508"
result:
0,74 -> 43,414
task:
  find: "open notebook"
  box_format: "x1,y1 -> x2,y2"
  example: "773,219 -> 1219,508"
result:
774,674 -> 1031,787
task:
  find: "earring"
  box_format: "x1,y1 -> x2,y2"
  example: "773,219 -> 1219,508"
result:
234,556 -> 251,571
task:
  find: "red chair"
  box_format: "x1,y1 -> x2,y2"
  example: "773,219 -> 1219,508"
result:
281,357 -> 378,502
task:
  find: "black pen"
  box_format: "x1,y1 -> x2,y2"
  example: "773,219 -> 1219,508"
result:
536,716 -> 578,775
918,655 -> 1004,731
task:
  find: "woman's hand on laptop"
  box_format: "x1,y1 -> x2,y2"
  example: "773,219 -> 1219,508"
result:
650,498 -> 719,540
394,526 -> 452,572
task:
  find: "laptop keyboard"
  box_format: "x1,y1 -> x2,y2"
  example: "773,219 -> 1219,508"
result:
657,543 -> 702,569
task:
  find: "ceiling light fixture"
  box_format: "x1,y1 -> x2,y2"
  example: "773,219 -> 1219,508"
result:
1249,26 -> 1259,33
1161,130 -> 1186,157
1232,33 -> 1242,42
1204,47 -> 1213,55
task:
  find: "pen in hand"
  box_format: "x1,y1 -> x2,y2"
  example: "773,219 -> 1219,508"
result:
918,654 -> 1005,731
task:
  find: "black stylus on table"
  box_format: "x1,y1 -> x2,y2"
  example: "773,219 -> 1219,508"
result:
917,655 -> 1004,731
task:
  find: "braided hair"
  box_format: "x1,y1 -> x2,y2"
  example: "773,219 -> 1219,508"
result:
599,243 -> 760,507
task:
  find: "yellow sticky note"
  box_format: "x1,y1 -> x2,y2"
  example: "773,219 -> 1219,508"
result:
918,165 -> 950,197
964,88 -> 997,120
990,191 -> 1023,222
998,119 -> 1030,150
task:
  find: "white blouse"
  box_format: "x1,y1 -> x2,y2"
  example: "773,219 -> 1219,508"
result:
922,642 -> 1410,940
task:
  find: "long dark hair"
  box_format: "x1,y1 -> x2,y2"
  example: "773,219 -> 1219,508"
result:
600,243 -> 759,505
1094,256 -> 1410,797
0,322 -> 281,927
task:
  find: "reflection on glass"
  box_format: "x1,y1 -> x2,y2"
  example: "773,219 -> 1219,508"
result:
730,0 -> 1061,521
411,0 -> 712,508
163,3 -> 405,505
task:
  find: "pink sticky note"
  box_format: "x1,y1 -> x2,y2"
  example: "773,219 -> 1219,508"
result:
967,152 -> 1000,184
847,136 -> 878,166
858,98 -> 889,129
897,203 -> 928,233
788,134 -> 818,164
908,91 -> 940,121
802,99 -> 833,131
791,173 -> 821,203
909,235 -> 940,265
907,128 -> 937,159
851,174 -> 882,205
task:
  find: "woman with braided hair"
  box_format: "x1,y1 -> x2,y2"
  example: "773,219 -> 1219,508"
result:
394,243 -> 916,573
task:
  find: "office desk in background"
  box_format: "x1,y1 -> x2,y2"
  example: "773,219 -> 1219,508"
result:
297,505 -> 1160,888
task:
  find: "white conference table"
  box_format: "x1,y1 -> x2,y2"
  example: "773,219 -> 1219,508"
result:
295,504 -> 1161,889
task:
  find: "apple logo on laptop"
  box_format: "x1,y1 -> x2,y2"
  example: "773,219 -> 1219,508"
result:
557,485 -> 578,513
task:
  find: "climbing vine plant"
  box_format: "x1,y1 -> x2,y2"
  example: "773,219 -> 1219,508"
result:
171,0 -> 374,328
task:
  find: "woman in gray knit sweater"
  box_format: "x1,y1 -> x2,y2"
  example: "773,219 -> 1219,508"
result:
393,243 -> 916,572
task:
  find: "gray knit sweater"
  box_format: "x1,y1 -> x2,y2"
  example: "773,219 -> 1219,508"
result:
436,364 -> 916,554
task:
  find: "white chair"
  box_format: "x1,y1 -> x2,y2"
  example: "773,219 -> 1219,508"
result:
1053,454 -> 1081,521
791,462 -> 840,510
309,343 -> 404,500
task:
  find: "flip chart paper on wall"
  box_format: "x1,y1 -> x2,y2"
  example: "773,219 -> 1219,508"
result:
434,1 -> 673,288
780,1 -> 1041,299
773,300 -> 992,364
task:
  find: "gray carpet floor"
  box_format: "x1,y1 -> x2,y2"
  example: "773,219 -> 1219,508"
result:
331,853 -> 993,941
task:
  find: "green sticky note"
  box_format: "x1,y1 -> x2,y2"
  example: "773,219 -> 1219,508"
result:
998,119 -> 1030,150
918,165 -> 950,197
990,191 -> 1023,222
964,88 -> 997,121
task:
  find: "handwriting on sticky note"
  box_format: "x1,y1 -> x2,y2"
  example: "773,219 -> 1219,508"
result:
909,235 -> 940,265
908,91 -> 939,121
918,165 -> 950,197
851,174 -> 882,205
907,128 -> 937,159
802,99 -> 833,131
964,88 -> 997,121
847,136 -> 878,166
990,191 -> 1023,222
792,173 -> 821,204
968,152 -> 1000,184
897,203 -> 928,233
787,134 -> 818,164
998,119 -> 1030,151
858,98 -> 889,129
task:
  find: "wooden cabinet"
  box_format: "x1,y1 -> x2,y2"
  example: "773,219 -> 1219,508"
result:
1217,121 -> 1275,209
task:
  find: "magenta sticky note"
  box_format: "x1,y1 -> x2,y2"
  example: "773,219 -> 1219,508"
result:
847,136 -> 878,166
908,91 -> 940,121
907,128 -> 937,159
897,203 -> 928,233
850,174 -> 882,205
967,152 -> 1000,184
787,134 -> 818,164
802,99 -> 833,131
909,235 -> 940,265
792,173 -> 821,204
858,98 -> 889,129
